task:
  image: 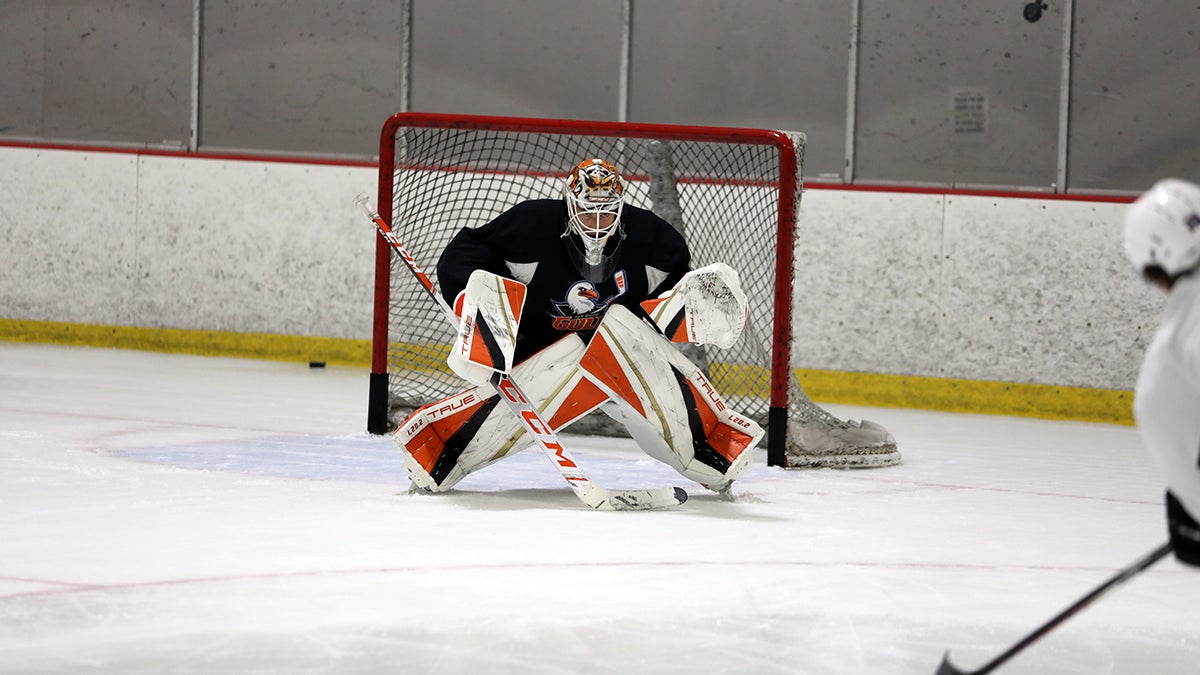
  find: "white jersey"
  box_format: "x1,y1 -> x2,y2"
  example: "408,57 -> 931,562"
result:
1135,274 -> 1200,521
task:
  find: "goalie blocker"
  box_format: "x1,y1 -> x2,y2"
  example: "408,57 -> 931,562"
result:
395,266 -> 763,494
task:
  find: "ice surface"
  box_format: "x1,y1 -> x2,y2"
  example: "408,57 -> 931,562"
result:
1,343 -> 1196,674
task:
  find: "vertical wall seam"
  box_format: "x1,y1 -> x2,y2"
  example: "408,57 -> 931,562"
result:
1056,0 -> 1074,192
618,0 -> 633,123
39,2 -> 47,136
937,193 -> 948,377
844,0 -> 861,184
401,0 -> 413,114
133,154 -> 142,319
189,0 -> 201,152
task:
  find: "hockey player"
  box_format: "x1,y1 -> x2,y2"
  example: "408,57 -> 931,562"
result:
393,158 -> 763,495
1124,177 -> 1200,567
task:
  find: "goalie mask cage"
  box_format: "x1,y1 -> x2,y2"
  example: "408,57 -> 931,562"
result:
368,112 -> 896,468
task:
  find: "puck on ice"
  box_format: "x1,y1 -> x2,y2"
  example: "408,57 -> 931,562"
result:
309,361 -> 325,368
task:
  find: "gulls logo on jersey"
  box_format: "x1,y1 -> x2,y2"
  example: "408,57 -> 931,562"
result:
554,281 -> 601,315
549,273 -> 627,332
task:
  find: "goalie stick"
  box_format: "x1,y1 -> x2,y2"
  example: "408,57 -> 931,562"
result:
355,193 -> 687,511
936,540 -> 1172,675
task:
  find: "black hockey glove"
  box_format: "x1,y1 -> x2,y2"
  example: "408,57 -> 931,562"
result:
1166,491 -> 1200,567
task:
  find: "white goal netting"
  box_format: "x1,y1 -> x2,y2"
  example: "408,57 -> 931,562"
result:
367,114 -> 899,469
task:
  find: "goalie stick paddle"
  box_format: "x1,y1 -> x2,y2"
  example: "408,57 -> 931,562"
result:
355,193 -> 687,511
936,540 -> 1172,675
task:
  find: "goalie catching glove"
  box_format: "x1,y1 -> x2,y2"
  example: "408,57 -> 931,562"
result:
640,262 -> 748,349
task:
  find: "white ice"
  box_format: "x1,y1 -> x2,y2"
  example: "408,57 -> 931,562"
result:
1,342 -> 1197,674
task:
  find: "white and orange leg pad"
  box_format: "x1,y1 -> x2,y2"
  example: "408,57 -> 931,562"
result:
581,304 -> 764,492
393,332 -> 609,491
639,262 -> 748,349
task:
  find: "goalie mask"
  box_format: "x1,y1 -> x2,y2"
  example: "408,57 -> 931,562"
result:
563,158 -> 625,282
1123,178 -> 1200,280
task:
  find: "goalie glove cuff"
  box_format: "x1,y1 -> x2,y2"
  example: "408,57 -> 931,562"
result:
1166,490 -> 1200,567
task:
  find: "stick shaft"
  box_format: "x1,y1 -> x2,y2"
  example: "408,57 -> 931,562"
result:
942,541 -> 1172,675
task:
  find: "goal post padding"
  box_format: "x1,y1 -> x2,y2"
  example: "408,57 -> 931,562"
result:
368,113 -> 802,465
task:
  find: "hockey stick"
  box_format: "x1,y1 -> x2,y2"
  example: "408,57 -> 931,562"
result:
356,193 -> 687,511
936,540 -> 1172,675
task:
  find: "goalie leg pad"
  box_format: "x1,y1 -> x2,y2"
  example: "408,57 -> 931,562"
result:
394,386 -> 513,492
580,304 -> 763,491
394,333 -> 604,491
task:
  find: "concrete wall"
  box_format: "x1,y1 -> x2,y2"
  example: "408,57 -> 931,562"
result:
793,188 -> 1157,391
0,147 -> 375,340
0,145 -> 1160,393
1,1 -> 1196,192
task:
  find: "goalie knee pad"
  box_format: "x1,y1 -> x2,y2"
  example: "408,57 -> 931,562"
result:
394,333 -> 605,491
581,304 -> 763,492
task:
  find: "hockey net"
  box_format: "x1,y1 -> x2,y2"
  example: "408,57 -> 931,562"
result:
367,113 -> 899,469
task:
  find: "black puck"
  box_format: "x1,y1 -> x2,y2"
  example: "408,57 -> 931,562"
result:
309,361 -> 326,368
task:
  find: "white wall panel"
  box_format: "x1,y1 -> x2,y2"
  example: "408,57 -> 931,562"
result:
939,196 -> 1158,389
795,188 -> 1163,390
795,190 -> 945,376
0,148 -> 140,324
134,156 -> 376,339
0,148 -> 1170,391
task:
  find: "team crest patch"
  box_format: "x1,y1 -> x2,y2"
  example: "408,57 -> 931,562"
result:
549,273 -> 627,332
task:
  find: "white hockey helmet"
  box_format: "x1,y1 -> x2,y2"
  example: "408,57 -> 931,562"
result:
1123,178 -> 1200,279
563,158 -> 625,275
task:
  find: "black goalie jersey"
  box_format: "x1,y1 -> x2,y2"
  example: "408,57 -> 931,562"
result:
437,199 -> 691,364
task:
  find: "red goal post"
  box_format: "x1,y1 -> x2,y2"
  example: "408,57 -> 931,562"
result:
367,112 -> 898,469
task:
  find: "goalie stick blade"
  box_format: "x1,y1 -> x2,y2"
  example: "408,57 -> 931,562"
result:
581,485 -> 688,511
934,653 -> 968,675
488,371 -> 688,512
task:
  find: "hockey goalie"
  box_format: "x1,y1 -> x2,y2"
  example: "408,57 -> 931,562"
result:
392,158 -> 764,494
